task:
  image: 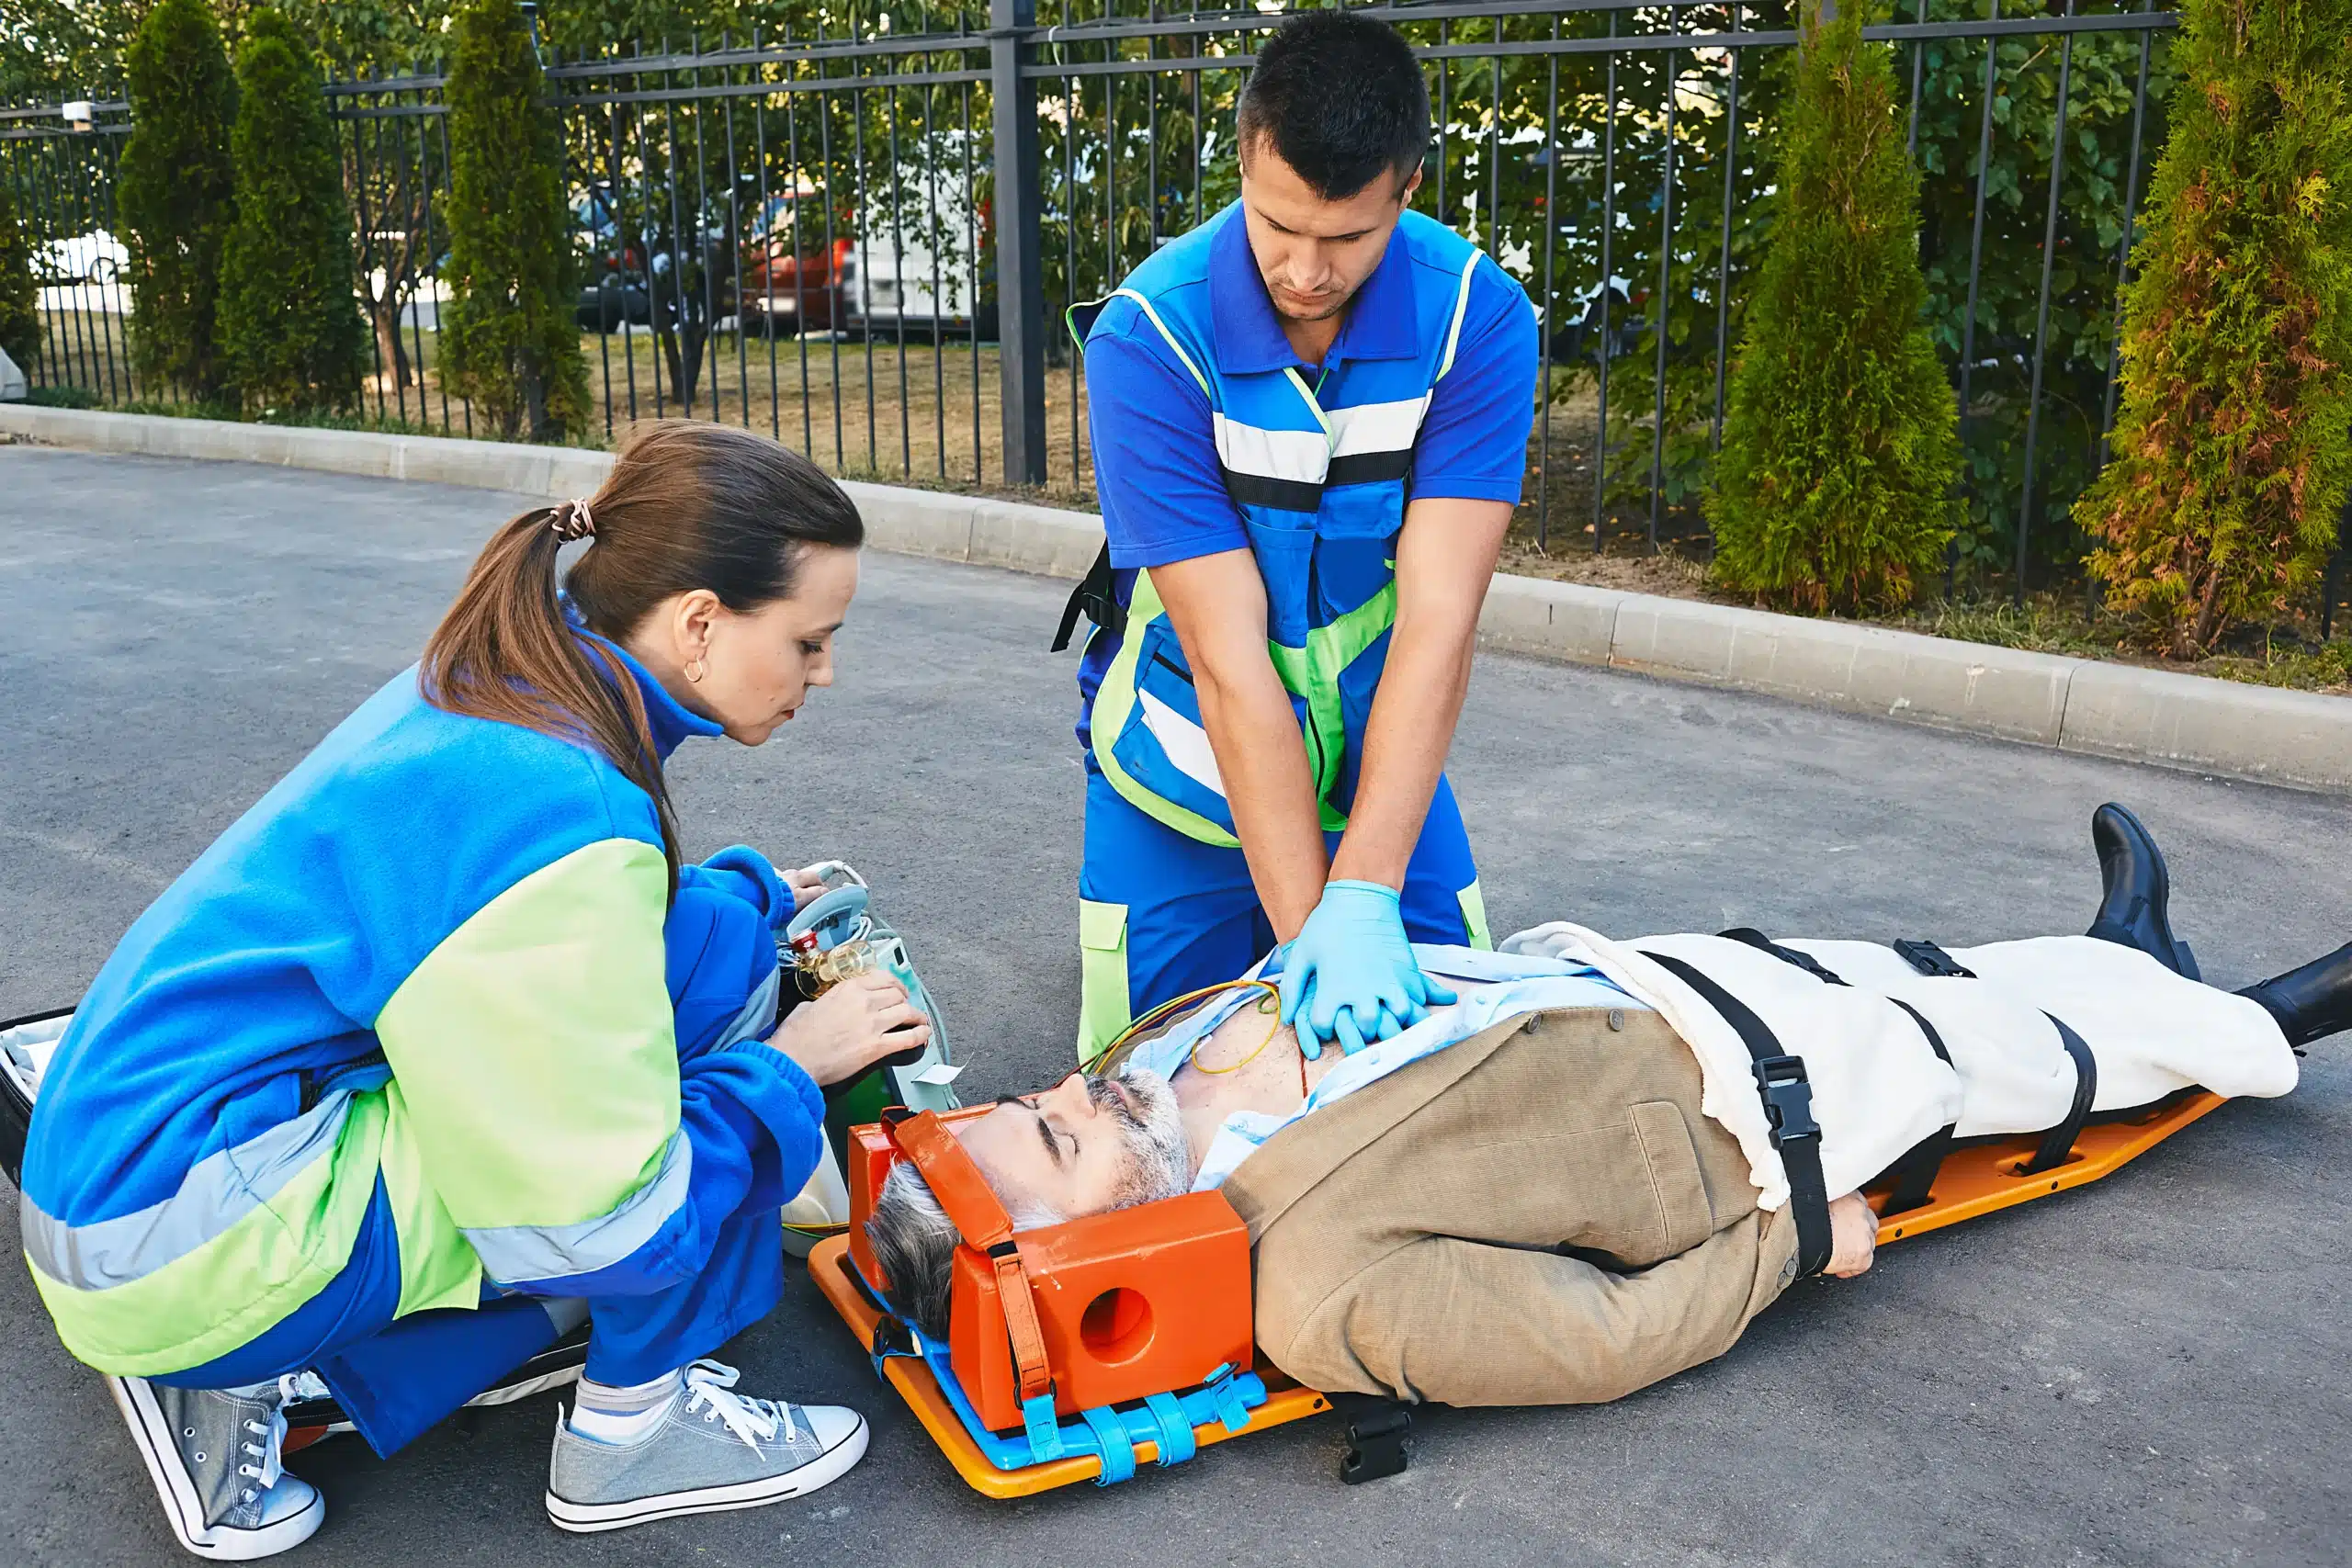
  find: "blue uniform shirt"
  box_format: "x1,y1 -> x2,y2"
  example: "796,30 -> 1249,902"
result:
1076,209 -> 1539,739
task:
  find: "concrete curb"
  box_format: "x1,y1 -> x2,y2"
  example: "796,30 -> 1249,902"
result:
7,404 -> 2347,795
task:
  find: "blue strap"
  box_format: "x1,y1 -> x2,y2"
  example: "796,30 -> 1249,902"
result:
1080,1404 -> 1137,1485
1021,1393 -> 1066,1462
1204,1364 -> 1253,1434
1141,1392 -> 1196,1467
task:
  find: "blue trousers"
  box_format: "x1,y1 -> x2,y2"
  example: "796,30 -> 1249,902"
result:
154,872 -> 790,1459
1075,761 -> 1489,1063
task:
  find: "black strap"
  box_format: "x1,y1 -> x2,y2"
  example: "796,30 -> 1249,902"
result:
1051,543 -> 1126,653
1894,939 -> 1976,979
1711,938 -> 1959,1217
1639,950 -> 1834,1280
2019,1012 -> 2098,1176
1719,928 -> 1849,987
1878,998 -> 1958,1214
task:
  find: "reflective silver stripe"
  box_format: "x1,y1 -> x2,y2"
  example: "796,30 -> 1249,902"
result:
1326,394 -> 1431,459
459,1126 -> 694,1285
22,1091 -> 356,1292
1136,689 -> 1228,798
713,966 -> 783,1053
1109,288 -> 1210,396
1435,251 -> 1483,381
1212,412 -> 1329,484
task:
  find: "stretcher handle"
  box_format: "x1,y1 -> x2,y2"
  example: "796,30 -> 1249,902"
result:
882,1110 -> 1055,1405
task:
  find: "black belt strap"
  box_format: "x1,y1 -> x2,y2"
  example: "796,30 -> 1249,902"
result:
1719,928 -> 1849,987
1639,950 -> 1834,1280
1051,543 -> 1126,653
2020,1012 -> 2098,1176
1880,998 -> 1957,1214
1720,933 -> 1962,1217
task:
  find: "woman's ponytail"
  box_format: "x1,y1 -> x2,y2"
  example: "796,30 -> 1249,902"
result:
418,422 -> 861,894
420,497 -> 683,888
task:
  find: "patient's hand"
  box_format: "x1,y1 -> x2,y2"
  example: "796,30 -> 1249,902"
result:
1825,1192 -> 1878,1279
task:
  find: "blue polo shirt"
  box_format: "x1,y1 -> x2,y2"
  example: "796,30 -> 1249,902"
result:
1083,208 -> 1540,571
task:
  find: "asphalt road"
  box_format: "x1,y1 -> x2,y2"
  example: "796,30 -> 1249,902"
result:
4,446 -> 2348,1568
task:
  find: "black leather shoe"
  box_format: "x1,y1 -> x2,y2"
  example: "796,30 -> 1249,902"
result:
2239,942 -> 2352,1052
2085,803 -> 2199,979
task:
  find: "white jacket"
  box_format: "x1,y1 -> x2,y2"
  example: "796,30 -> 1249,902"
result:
1497,926 -> 2299,1212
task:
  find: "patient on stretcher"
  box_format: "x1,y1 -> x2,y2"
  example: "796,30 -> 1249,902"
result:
868,807 -> 2347,1409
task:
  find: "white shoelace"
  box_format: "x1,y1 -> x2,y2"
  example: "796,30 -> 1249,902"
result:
680,1359 -> 801,1451
229,1374 -> 314,1505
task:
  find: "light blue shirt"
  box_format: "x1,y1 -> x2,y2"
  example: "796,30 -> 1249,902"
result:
1121,944 -> 1651,1190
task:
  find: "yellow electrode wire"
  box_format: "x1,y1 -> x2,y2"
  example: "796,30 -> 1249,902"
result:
1091,978 -> 1283,1077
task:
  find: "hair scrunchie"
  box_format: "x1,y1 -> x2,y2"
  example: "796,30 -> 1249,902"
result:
550,498 -> 596,543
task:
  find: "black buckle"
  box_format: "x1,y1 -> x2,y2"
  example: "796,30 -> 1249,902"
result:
1894,939 -> 1975,979
1750,1055 -> 1820,1145
1051,547 -> 1126,653
1334,1395 -> 1411,1484
869,1314 -> 917,1364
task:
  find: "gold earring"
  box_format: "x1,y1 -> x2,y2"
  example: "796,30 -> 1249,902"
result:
684,659 -> 707,683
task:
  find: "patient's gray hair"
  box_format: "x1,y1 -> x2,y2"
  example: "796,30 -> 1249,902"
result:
865,1164 -> 1062,1343
863,1070 -> 1191,1342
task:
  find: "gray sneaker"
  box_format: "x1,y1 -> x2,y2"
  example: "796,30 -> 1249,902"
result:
107,1374 -> 325,1560
544,1359 -> 867,1533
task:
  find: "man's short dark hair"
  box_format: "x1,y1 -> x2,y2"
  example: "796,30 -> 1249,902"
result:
1237,12 -> 1430,201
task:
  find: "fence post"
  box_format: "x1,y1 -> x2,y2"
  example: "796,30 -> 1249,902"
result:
2324,490 -> 2348,642
989,0 -> 1047,486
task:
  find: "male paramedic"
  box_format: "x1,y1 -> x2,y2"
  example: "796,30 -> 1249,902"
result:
1057,10 -> 1540,1065
868,804 -> 2351,1407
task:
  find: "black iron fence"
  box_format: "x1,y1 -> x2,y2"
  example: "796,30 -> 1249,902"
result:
5,0 -> 2221,593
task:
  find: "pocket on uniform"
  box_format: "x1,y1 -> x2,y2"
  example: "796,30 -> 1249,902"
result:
1077,899 -> 1132,1067
1119,631 -> 1222,791
1315,479 -> 1405,545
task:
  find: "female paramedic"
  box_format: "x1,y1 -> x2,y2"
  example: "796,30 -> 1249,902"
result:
18,422 -> 926,1558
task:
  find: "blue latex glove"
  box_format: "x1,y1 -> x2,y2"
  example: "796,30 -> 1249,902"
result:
1278,881 -> 1457,1059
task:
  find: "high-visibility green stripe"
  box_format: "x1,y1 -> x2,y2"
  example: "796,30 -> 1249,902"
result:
373,838 -> 680,1232
378,1080 -> 482,1318
1457,879 -> 1493,952
1090,570 -> 1402,847
1279,578 -> 1399,834
29,1090 -> 390,1376
1091,570 -> 1246,849
1076,898 -> 1134,1068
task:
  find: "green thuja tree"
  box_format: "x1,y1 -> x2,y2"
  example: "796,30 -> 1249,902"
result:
216,9 -> 368,416
0,174 -> 37,374
119,0 -> 239,403
440,0 -> 586,442
2076,0 -> 2352,659
1706,0 -> 1961,615
217,8 -> 367,413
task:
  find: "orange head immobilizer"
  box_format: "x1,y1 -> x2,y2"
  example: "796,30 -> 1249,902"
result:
847,1110 -> 1255,1433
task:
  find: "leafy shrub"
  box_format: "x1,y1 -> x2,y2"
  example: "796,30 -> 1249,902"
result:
1706,0 -> 1961,614
2075,0 -> 2352,658
215,8 -> 368,416
439,0 -> 586,442
118,0 -> 238,402
0,170 -> 35,372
